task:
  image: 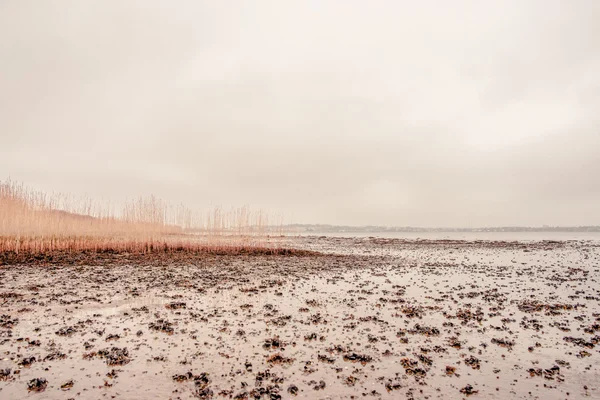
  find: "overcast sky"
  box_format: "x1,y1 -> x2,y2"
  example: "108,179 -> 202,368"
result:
1,1 -> 599,227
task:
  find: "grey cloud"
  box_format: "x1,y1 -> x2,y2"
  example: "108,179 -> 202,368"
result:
1,1 -> 599,226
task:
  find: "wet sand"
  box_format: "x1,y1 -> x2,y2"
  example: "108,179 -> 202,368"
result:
1,237 -> 599,399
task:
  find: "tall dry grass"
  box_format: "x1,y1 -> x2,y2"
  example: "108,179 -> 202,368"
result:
0,179 -> 281,254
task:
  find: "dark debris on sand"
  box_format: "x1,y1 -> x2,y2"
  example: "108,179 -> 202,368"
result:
0,237 -> 599,399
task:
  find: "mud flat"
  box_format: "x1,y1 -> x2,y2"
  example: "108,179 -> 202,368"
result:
1,237 -> 599,399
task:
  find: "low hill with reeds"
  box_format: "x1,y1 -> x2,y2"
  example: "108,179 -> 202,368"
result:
0,180 -> 287,256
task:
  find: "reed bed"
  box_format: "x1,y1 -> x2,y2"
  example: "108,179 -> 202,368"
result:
0,179 -> 284,255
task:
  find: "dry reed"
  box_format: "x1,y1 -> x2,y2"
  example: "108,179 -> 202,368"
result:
0,179 -> 284,255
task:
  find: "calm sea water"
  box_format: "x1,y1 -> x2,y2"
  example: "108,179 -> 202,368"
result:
296,231 -> 600,242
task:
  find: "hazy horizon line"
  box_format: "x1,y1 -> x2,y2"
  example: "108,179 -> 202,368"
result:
285,223 -> 600,231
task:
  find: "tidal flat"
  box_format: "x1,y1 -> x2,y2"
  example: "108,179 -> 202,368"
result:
1,237 -> 599,399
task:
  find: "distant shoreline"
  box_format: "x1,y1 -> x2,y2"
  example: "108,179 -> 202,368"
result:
285,224 -> 600,233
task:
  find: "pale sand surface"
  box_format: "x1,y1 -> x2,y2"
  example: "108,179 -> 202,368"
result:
1,237 -> 599,399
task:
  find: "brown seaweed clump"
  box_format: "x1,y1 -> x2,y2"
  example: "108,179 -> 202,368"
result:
27,378 -> 48,392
